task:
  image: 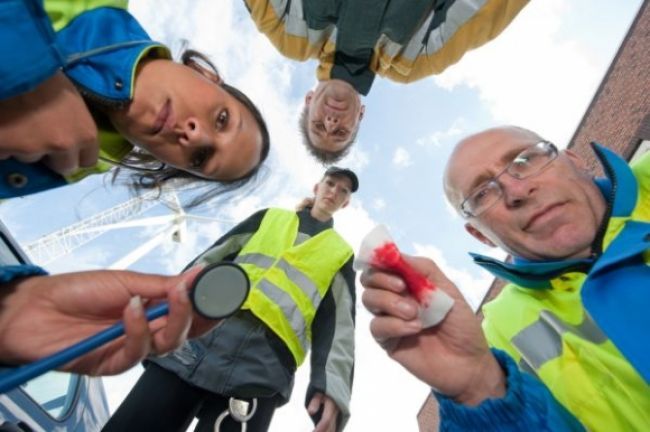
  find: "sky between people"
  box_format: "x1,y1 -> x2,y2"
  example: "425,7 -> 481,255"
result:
0,0 -> 643,430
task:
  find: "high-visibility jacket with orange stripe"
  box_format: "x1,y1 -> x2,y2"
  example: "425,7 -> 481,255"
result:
244,0 -> 528,95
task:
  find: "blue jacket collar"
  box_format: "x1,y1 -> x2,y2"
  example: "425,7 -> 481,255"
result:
56,8 -> 169,104
470,142 -> 638,289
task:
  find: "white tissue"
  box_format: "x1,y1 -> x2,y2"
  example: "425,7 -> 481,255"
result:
356,225 -> 454,328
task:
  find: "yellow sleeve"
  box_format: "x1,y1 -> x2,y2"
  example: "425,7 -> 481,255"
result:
377,0 -> 528,84
45,0 -> 128,31
244,0 -> 324,62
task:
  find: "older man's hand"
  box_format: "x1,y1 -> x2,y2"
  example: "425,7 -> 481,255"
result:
361,255 -> 506,406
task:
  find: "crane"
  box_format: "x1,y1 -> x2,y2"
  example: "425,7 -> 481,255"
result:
24,185 -> 232,269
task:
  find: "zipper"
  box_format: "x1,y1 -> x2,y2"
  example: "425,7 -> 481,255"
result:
591,144 -> 616,257
75,82 -> 129,111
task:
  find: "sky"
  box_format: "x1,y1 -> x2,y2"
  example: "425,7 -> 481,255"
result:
0,0 -> 644,430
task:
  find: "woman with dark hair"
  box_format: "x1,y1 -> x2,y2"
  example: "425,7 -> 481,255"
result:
0,5 -> 270,204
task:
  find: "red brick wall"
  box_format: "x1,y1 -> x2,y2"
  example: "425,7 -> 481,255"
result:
569,0 -> 650,171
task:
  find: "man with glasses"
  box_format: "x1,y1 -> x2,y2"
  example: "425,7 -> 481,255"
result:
360,126 -> 650,430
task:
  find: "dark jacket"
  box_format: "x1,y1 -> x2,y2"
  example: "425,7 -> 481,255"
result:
152,208 -> 356,430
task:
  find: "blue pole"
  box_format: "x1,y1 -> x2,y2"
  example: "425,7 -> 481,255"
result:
0,302 -> 169,394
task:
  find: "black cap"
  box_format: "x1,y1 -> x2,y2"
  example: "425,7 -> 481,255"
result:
324,166 -> 359,192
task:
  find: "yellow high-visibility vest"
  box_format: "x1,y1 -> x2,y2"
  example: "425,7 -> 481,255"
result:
236,208 -> 352,365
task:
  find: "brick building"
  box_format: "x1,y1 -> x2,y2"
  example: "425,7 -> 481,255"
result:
417,0 -> 649,429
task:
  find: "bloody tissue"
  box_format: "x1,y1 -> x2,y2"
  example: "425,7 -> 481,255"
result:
371,242 -> 435,305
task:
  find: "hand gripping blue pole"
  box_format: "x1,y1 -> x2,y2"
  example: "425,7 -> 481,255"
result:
0,262 -> 250,395
0,303 -> 169,394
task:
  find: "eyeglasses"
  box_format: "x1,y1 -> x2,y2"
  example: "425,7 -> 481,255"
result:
460,141 -> 559,218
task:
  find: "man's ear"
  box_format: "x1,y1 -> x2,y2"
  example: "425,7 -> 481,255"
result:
465,223 -> 496,247
359,105 -> 365,122
563,148 -> 587,171
187,60 -> 223,85
305,90 -> 314,108
313,182 -> 319,196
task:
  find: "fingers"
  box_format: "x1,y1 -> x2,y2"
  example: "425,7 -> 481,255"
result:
307,392 -> 323,414
150,282 -> 192,355
42,137 -> 98,175
361,282 -> 418,319
117,269 -> 198,300
361,265 -> 426,352
117,296 -> 153,372
78,140 -> 100,168
369,315 -> 422,351
313,396 -> 338,432
0,71 -> 99,176
360,268 -> 408,295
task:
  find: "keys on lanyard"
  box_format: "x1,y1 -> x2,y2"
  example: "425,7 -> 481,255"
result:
214,397 -> 258,432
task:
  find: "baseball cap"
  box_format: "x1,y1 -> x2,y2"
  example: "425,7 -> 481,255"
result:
324,166 -> 359,192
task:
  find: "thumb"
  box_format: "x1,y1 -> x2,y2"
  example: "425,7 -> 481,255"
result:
308,393 -> 323,414
177,265 -> 204,288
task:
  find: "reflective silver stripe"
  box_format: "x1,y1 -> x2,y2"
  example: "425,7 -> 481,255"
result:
518,357 -> 538,378
257,279 -> 309,351
512,310 -> 608,370
276,259 -> 322,307
393,11 -> 434,61
235,253 -> 275,269
269,0 -> 333,44
236,254 -> 322,309
424,0 -> 488,55
294,232 -> 310,246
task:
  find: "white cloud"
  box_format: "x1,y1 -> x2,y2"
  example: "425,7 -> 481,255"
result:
373,198 -> 386,211
416,117 -> 467,150
392,147 -> 413,168
433,0 -> 602,145
342,144 -> 370,172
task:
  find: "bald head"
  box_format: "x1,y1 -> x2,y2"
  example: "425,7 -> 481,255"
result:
442,125 -> 605,261
443,126 -> 544,212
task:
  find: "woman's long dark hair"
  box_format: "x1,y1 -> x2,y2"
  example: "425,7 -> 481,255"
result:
107,49 -> 270,208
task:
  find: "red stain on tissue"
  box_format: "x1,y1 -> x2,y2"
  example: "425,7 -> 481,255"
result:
371,242 -> 435,305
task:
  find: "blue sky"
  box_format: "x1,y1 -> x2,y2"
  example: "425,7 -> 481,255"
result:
0,0 -> 644,430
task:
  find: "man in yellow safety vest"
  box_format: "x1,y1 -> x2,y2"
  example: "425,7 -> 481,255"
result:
361,126 -> 649,431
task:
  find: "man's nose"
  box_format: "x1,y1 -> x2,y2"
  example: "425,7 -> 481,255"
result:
500,175 -> 535,207
324,115 -> 339,133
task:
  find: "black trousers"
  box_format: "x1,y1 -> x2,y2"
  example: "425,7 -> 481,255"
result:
102,363 -> 279,432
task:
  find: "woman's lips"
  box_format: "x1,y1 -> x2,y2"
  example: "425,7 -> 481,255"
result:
152,99 -> 172,135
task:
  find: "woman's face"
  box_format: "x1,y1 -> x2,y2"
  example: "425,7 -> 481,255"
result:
109,59 -> 263,181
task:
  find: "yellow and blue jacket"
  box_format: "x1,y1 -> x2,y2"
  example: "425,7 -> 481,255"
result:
437,144 -> 650,431
0,2 -> 168,199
